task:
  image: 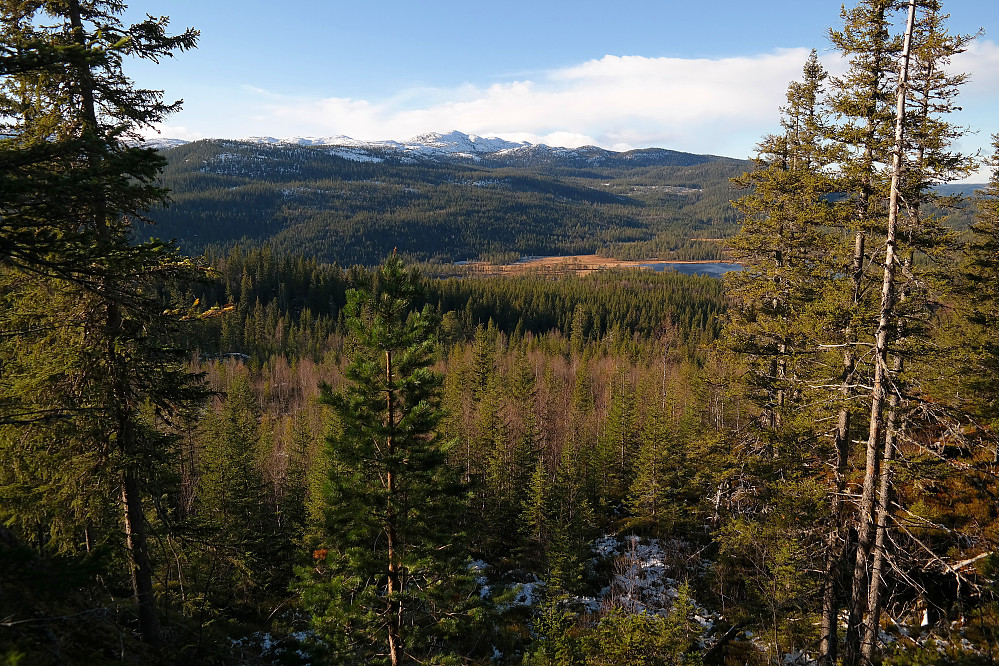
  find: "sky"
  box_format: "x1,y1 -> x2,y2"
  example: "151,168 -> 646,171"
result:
123,0 -> 999,179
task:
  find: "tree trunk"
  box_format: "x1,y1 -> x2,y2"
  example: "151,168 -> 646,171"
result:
67,0 -> 163,646
122,472 -> 161,647
820,230 -> 865,666
861,354 -> 902,662
385,348 -> 402,666
844,4 -> 916,665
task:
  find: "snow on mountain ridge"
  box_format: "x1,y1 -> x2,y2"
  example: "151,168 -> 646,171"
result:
138,137 -> 191,150
144,131 -> 539,155
140,132 -> 723,168
237,131 -> 550,162
406,131 -> 527,154
244,135 -> 405,150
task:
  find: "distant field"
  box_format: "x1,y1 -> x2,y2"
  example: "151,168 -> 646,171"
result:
460,254 -> 734,276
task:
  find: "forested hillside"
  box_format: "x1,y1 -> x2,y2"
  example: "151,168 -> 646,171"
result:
147,139 -> 746,265
3,0 -> 999,665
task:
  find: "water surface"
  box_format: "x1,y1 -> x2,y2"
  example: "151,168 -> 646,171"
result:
640,262 -> 742,277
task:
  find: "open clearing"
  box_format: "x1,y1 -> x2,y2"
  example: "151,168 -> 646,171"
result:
459,255 -> 729,276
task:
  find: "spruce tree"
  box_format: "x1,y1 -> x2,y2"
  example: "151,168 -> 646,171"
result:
727,53 -> 845,660
727,50 -> 840,455
299,254 -> 484,665
726,3 -> 978,662
0,0 -> 199,647
960,136 -> 999,428
191,370 -> 273,610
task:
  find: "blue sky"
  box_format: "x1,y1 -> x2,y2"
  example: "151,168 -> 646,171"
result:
124,1 -> 999,176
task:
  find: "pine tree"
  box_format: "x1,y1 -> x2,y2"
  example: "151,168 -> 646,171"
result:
0,0 -> 199,646
192,370 -> 272,609
299,254 -> 484,665
960,135 -> 999,428
725,3 -> 978,662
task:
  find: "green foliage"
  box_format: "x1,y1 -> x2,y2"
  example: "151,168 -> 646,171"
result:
957,135 -> 999,428
884,640 -> 999,666
147,139 -> 748,266
626,403 -> 686,536
298,255 -> 487,664
0,0 -> 203,650
720,6 -> 994,666
583,584 -> 703,666
713,477 -> 825,652
526,582 -> 704,666
524,593 -> 585,666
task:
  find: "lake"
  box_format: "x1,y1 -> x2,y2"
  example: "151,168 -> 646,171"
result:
640,262 -> 742,277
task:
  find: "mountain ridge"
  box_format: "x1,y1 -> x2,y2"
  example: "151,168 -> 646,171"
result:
142,130 -> 732,168
146,134 -> 748,266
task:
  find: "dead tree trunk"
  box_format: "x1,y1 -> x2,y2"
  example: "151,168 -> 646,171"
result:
844,3 -> 916,665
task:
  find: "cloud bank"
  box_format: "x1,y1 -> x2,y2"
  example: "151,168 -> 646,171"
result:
153,41 -> 999,169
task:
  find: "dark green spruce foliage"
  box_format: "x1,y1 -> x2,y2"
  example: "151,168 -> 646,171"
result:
299,255 -> 488,664
0,0 -> 201,653
960,135 -> 999,427
726,49 -> 841,453
187,370 -> 284,611
150,140 -> 747,265
721,3 -> 994,665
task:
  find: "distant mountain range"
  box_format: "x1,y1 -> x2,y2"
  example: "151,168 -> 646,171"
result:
143,130 -> 728,170
144,132 -> 748,266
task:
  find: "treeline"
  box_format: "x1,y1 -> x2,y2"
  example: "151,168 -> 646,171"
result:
6,238 -> 996,665
180,245 -> 726,363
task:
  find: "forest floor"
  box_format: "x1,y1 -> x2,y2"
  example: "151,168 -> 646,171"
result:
461,255 -> 732,276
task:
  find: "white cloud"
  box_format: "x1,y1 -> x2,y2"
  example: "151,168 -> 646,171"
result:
942,39 -> 999,179
152,43 -> 997,173
180,49 -> 821,158
140,124 -> 205,142
954,39 -> 999,93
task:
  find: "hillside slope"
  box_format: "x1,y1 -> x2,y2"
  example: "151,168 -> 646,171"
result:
147,137 -> 750,266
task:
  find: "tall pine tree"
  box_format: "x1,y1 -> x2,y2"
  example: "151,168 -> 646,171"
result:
299,255 -> 486,665
0,0 -> 199,646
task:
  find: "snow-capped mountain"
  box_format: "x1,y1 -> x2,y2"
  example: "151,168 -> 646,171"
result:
406,131 -> 526,154
239,130 -> 530,159
139,136 -> 192,150
142,130 -> 727,170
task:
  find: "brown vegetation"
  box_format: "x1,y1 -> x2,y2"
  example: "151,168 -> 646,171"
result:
465,254 -> 731,277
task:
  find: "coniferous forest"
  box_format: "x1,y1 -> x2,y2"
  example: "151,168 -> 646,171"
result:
2,1 -> 999,665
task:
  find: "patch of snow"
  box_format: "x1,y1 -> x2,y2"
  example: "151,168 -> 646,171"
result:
328,148 -> 384,163
782,650 -> 813,665
407,130 -> 526,154
511,580 -> 545,607
469,560 -> 491,598
592,534 -> 620,558
595,535 -> 685,613
238,131 -> 535,161
139,137 -> 189,150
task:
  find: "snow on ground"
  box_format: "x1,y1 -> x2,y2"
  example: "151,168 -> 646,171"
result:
510,580 -> 545,607
327,147 -> 384,163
